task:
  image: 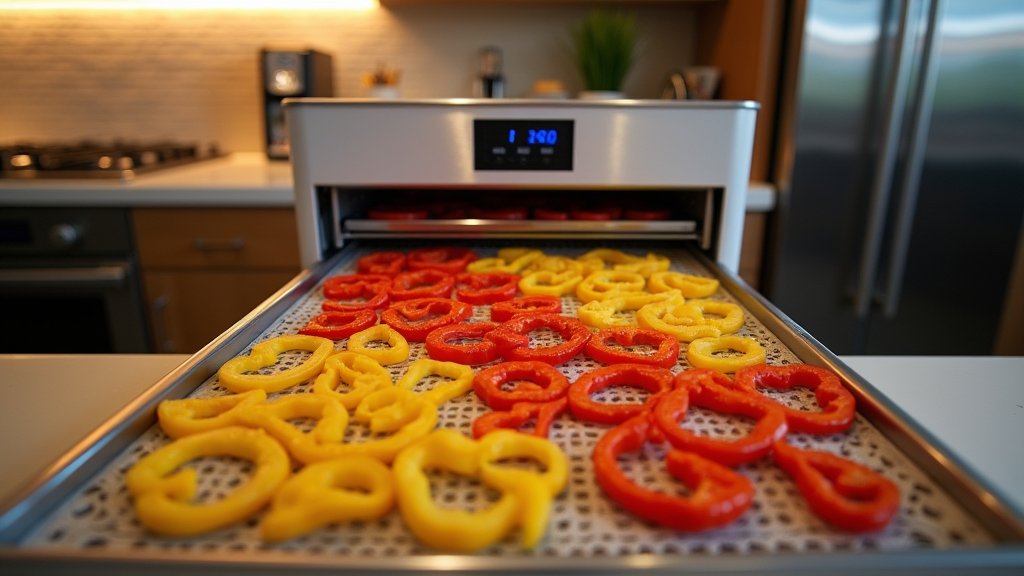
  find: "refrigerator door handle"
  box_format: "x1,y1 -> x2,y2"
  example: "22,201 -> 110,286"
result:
883,0 -> 944,318
854,0 -> 918,319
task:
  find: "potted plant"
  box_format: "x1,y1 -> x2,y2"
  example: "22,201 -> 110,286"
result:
571,9 -> 638,99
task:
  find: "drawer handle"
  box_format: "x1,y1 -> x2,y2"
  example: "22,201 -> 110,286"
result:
193,237 -> 246,252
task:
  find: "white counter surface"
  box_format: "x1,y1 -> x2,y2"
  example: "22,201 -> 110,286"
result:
0,153 -> 777,212
0,354 -> 1020,524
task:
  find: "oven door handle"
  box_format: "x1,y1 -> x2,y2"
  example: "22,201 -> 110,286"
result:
0,264 -> 128,288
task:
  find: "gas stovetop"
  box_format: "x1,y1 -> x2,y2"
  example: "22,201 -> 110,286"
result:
0,141 -> 223,181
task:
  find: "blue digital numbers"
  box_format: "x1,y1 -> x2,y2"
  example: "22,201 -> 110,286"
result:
508,129 -> 516,144
527,129 -> 558,145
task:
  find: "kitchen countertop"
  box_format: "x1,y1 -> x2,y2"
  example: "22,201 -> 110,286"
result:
0,354 -> 1020,524
0,153 -> 777,212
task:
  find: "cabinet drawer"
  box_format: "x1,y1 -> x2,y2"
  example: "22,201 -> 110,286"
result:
133,208 -> 300,269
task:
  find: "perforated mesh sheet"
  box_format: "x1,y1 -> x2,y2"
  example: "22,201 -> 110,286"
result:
22,246 -> 993,561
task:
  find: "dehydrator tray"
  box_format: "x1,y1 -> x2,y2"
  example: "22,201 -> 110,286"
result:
2,242 -> 1022,575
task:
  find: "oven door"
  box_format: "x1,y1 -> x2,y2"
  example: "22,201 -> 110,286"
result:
0,260 -> 150,353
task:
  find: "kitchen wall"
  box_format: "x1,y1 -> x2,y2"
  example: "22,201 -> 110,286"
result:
0,4 -> 697,153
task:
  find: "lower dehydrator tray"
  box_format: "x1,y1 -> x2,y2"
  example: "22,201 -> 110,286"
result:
2,242 -> 1022,574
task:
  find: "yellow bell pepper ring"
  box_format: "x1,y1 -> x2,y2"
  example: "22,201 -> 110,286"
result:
392,429 -> 566,552
260,455 -> 395,542
524,255 -> 587,275
579,248 -> 639,268
612,253 -> 671,278
687,335 -> 767,372
467,249 -> 544,273
518,269 -> 583,297
682,299 -> 745,334
235,394 -> 349,460
345,324 -> 411,366
577,298 -> 636,329
125,426 -> 290,537
477,430 -> 569,548
576,270 -> 646,303
395,358 -> 475,406
648,271 -> 720,298
217,334 -> 335,394
313,351 -> 393,410
636,297 -> 722,342
156,389 -> 267,439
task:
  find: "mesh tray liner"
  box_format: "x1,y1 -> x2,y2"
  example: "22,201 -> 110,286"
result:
23,246 -> 992,558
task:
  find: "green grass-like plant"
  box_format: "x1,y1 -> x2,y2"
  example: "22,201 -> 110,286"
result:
571,10 -> 638,93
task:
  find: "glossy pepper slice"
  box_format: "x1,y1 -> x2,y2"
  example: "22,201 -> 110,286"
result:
298,309 -> 378,340
389,269 -> 456,301
485,313 -> 591,365
473,360 -> 570,410
156,390 -> 267,439
322,273 -> 391,312
424,321 -> 500,365
125,426 -> 290,537
635,295 -> 722,342
575,270 -> 646,303
357,251 -> 406,276
592,416 -> 754,532
381,297 -> 473,342
472,398 -> 568,439
518,270 -> 583,297
686,335 -> 766,373
773,440 -> 899,532
733,363 -> 856,435
584,327 -> 681,368
395,358 -> 476,406
406,246 -> 478,274
567,363 -> 674,425
454,271 -> 520,304
490,295 -> 562,322
345,324 -> 411,366
218,334 -> 335,394
653,369 -> 788,467
312,351 -> 393,410
648,270 -> 720,298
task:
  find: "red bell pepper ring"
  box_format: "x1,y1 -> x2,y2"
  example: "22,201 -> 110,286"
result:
368,206 -> 429,220
389,269 -> 456,301
733,364 -> 856,435
485,313 -> 591,365
406,247 -> 478,274
321,274 -> 391,312
380,297 -> 473,342
424,321 -> 500,365
567,363 -> 673,425
584,327 -> 680,369
454,272 -> 520,304
489,295 -> 562,322
472,360 -> 570,410
472,398 -> 568,439
357,251 -> 406,276
592,415 -> 754,532
652,369 -> 788,467
772,440 -> 900,532
298,309 -> 378,340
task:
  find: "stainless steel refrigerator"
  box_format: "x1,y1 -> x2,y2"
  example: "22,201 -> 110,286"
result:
765,0 -> 1024,355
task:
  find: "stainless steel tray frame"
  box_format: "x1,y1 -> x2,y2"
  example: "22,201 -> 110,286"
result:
1,244 -> 1022,575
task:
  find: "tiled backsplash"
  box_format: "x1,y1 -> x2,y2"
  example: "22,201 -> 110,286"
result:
0,4 -> 696,153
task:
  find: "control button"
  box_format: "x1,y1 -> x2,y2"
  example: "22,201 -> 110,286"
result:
516,146 -> 531,155
492,146 -> 507,155
48,223 -> 82,249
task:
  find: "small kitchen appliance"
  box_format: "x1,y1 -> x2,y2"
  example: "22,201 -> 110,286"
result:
260,48 -> 334,160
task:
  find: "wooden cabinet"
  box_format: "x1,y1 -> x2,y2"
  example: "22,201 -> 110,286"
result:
133,208 -> 301,353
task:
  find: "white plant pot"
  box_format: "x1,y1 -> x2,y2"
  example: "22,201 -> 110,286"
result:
368,86 -> 400,99
578,90 -> 625,100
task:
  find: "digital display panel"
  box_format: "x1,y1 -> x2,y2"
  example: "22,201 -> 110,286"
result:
474,119 -> 574,171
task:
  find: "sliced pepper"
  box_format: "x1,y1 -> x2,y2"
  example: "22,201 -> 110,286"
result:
389,269 -> 456,301
298,309 -> 378,340
261,455 -> 396,542
612,253 -> 671,278
577,290 -> 682,330
466,248 -> 544,273
217,334 -> 335,394
648,270 -> 720,298
518,270 -> 583,297
773,440 -> 899,532
235,393 -> 350,461
395,357 -> 476,406
156,389 -> 267,439
454,271 -> 520,304
322,273 -> 392,311
473,360 -> 570,410
592,415 -> 754,532
575,270 -> 646,303
485,313 -> 591,365
125,426 -> 290,537
381,297 -> 473,342
312,350 -> 393,410
357,251 -> 406,276
635,295 -> 723,342
345,324 -> 411,365
424,321 -> 500,365
584,327 -> 680,368
490,295 -> 562,322
686,335 -> 766,373
472,398 -> 568,439
566,363 -> 673,425
733,363 -> 856,435
653,369 -> 788,467
406,246 -> 478,274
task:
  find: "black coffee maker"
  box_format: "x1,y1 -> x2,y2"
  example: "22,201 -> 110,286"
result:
260,48 -> 334,159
